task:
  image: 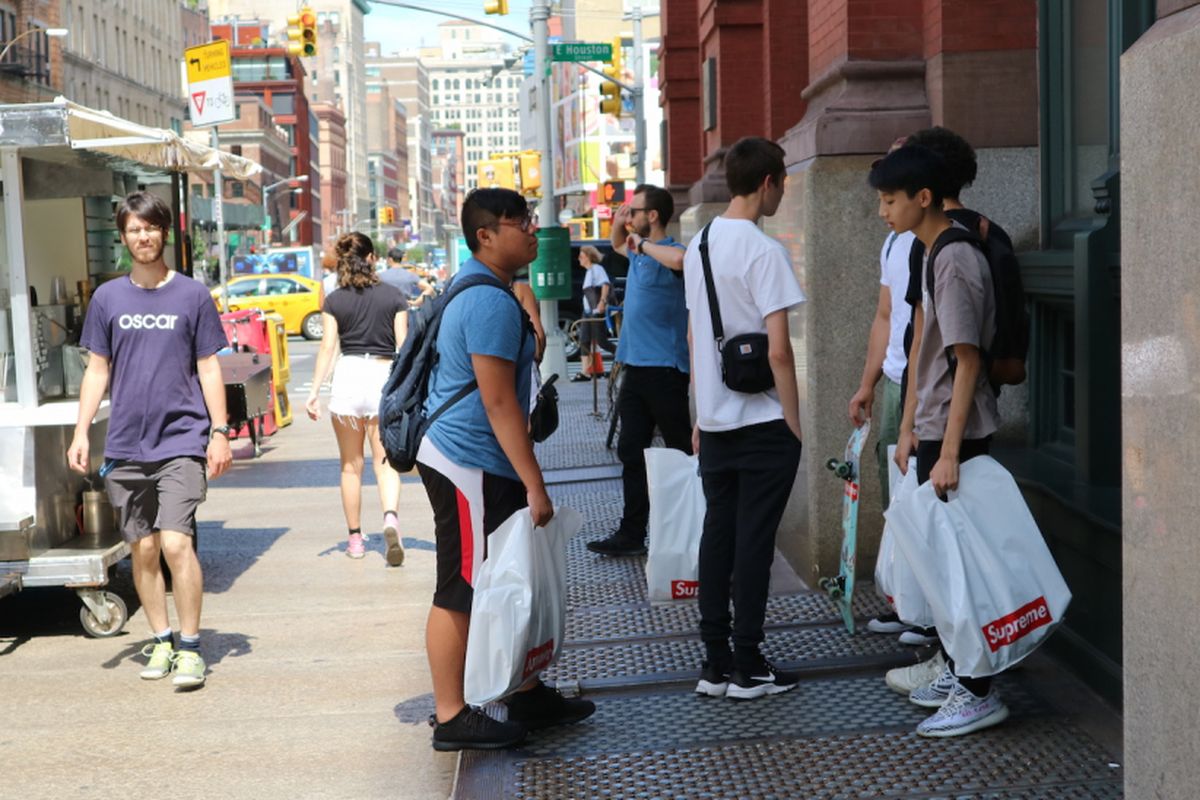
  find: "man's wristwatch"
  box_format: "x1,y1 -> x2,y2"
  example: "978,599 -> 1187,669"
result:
210,426 -> 231,440
636,238 -> 646,255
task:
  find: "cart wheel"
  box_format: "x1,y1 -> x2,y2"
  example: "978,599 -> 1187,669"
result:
79,591 -> 128,638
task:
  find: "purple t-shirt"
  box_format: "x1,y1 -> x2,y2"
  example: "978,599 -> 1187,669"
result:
80,273 -> 228,462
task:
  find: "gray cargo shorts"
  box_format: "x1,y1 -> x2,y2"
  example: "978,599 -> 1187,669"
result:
104,457 -> 207,543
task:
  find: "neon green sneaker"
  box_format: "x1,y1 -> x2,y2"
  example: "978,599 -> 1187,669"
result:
171,650 -> 207,689
139,641 -> 175,680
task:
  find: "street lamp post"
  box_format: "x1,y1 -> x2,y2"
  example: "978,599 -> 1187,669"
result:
0,27 -> 67,63
261,174 -> 309,248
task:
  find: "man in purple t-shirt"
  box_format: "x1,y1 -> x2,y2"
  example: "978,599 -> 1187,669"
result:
68,191 -> 231,690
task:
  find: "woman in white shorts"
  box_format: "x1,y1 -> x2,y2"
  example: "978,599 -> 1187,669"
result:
306,232 -> 408,563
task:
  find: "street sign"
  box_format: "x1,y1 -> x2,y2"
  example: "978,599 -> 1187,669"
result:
185,40 -> 235,127
552,42 -> 613,63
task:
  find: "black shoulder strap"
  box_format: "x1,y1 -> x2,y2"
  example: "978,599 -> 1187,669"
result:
924,227 -> 982,304
697,221 -> 725,345
426,272 -> 529,425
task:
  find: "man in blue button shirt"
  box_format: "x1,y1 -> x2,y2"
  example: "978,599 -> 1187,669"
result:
588,184 -> 693,557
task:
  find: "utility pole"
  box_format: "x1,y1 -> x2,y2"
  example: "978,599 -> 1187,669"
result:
631,0 -> 646,185
211,127 -> 229,313
532,0 -> 568,381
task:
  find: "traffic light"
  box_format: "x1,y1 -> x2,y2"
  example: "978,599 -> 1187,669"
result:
518,151 -> 542,195
287,6 -> 317,57
477,158 -> 515,190
599,36 -> 623,116
483,0 -> 509,14
379,206 -> 394,225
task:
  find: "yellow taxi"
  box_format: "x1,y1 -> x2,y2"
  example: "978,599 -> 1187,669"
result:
211,274 -> 325,339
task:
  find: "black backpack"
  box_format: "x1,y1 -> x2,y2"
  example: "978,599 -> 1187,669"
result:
378,273 -> 526,472
921,213 -> 1030,390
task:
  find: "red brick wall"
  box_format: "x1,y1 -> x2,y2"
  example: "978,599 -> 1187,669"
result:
698,0 -> 766,158
811,0 -> 924,78
924,0 -> 1036,58
660,0 -> 703,188
763,0 -> 808,140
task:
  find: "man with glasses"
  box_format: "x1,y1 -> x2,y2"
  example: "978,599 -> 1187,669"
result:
68,191 -> 231,690
588,184 -> 692,557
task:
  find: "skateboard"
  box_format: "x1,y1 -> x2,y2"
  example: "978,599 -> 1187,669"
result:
820,419 -> 871,634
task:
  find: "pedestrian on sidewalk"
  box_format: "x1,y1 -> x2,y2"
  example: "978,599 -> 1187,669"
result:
572,245 -> 610,382
67,191 -> 232,689
380,246 -> 435,306
306,232 -> 407,565
870,144 -> 1011,737
587,184 -> 691,557
682,137 -> 806,700
417,188 -> 594,751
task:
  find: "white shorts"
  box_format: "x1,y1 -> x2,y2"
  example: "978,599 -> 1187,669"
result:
328,353 -> 392,420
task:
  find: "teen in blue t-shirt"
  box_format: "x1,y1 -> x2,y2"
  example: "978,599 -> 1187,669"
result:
415,188 -> 595,753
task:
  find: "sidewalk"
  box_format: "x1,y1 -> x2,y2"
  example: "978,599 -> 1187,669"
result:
454,377 -> 1126,799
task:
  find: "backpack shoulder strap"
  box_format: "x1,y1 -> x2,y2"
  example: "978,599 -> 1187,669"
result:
924,227 -> 983,303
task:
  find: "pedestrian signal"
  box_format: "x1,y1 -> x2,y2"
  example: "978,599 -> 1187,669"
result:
477,159 -> 515,190
602,181 -> 625,204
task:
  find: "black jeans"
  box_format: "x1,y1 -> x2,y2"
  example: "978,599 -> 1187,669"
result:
697,420 -> 802,667
916,436 -> 992,696
616,366 -> 692,539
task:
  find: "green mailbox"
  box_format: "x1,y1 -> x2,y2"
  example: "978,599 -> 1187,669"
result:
529,226 -> 571,301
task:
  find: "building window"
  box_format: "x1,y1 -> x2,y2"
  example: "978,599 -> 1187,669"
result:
272,93 -> 295,116
230,182 -> 244,198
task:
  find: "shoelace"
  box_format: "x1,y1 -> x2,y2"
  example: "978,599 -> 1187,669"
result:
141,643 -> 171,659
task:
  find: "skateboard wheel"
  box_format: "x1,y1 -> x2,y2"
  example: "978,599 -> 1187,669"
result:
825,458 -> 839,472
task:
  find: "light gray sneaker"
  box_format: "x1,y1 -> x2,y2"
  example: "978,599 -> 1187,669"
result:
908,662 -> 958,708
884,651 -> 945,696
916,683 -> 1010,737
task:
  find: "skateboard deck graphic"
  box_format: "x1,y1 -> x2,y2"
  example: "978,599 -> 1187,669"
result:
820,420 -> 871,634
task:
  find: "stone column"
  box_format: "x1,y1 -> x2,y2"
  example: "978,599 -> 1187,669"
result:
1121,4 -> 1200,795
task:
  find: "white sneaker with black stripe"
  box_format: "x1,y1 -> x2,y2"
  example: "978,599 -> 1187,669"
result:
908,662 -> 958,708
694,661 -> 731,698
725,659 -> 799,700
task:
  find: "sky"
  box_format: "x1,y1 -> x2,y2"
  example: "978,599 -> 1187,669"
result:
367,0 -> 536,54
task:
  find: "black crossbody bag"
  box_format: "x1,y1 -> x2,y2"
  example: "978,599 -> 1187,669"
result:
698,221 -> 775,393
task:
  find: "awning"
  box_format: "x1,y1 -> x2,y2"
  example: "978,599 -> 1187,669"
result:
60,99 -> 262,180
0,98 -> 261,180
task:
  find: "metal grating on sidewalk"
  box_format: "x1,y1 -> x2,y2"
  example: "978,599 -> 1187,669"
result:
504,717 -> 1122,800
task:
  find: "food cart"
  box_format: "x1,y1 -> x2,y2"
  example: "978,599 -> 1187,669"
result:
0,99 -> 261,636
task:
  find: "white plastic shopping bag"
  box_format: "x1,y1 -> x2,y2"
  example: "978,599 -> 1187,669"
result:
645,448 -> 706,602
885,456 -> 1072,677
875,449 -> 934,628
463,505 -> 583,705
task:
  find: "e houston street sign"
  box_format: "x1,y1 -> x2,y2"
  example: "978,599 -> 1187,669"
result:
552,42 -> 613,63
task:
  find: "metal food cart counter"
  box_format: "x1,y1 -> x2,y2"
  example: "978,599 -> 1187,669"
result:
0,99 -> 261,636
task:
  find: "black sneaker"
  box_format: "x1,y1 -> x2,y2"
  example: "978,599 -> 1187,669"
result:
504,682 -> 596,730
586,532 -> 647,557
695,661 -> 731,697
431,706 -> 526,752
726,659 -> 800,700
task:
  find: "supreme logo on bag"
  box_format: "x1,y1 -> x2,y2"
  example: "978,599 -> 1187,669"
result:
983,596 -> 1052,652
522,638 -> 555,678
671,579 -> 699,599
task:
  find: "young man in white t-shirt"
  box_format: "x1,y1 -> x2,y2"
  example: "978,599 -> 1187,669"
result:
683,136 -> 806,700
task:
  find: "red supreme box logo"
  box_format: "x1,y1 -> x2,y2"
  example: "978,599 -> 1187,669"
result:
522,638 -> 555,678
983,596 -> 1052,652
671,580 -> 699,599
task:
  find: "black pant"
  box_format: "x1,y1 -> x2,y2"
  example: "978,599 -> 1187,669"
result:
616,366 -> 692,539
697,420 -> 802,666
916,436 -> 993,695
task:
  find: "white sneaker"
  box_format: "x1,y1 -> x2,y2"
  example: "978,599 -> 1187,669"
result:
909,662 -> 958,708
867,613 -> 908,634
884,651 -> 945,696
898,627 -> 940,646
916,683 -> 1010,737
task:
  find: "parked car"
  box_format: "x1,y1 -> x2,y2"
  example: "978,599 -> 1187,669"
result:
211,274 -> 325,340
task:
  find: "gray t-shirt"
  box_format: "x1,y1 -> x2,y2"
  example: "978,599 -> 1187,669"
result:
914,231 -> 1000,442
379,266 -> 421,299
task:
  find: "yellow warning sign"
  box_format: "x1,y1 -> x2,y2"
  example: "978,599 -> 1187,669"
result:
185,40 -> 232,85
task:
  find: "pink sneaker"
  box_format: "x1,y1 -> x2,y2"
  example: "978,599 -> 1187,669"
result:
346,532 -> 365,559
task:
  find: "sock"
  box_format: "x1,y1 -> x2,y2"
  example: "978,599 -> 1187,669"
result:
153,628 -> 173,645
384,511 -> 398,527
348,527 -> 361,536
178,634 -> 201,653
